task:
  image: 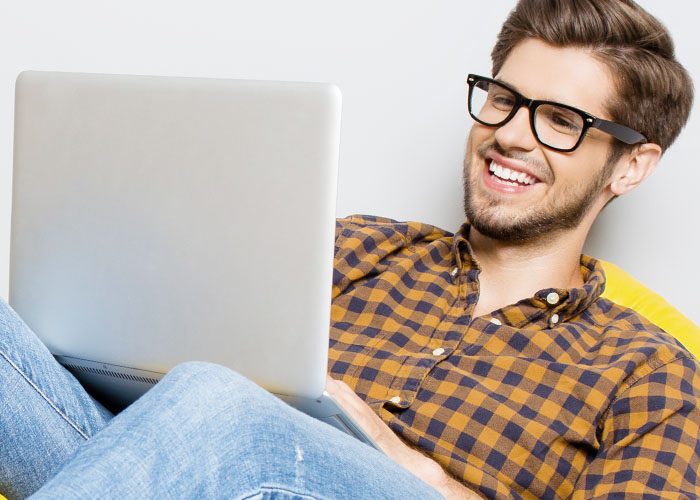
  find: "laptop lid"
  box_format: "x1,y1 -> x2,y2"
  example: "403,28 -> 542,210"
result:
10,71 -> 341,401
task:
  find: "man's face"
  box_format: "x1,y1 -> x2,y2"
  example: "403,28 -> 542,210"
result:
463,39 -> 621,243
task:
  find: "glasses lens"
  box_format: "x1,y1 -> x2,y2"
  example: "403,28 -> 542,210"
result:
534,104 -> 585,151
469,79 -> 516,126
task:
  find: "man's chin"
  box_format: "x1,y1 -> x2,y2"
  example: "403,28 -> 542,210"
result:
468,217 -> 540,243
463,179 -> 599,243
466,202 -> 593,244
464,203 -> 555,243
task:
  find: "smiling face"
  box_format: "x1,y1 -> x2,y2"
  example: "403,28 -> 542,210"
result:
463,39 -> 623,243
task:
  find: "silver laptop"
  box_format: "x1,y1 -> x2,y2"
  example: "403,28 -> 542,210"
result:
10,70 -> 378,449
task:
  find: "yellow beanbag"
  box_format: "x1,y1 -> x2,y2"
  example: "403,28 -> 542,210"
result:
600,259 -> 700,358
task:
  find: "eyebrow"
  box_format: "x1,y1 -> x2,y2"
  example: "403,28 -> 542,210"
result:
493,76 -> 559,102
493,75 -> 598,115
492,76 -> 521,93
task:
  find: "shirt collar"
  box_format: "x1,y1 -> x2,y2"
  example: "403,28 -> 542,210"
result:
452,223 -> 607,327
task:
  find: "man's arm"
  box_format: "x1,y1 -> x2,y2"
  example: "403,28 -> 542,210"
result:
326,376 -> 482,499
572,355 -> 700,497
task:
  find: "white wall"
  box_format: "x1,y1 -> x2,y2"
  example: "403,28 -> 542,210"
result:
0,1 -> 698,324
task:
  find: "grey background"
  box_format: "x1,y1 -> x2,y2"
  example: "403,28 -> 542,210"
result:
0,0 -> 697,324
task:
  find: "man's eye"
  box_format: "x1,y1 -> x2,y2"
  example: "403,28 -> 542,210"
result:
540,107 -> 582,133
489,94 -> 515,109
551,114 -> 580,131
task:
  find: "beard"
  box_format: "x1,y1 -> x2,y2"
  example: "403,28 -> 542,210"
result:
463,140 -> 616,243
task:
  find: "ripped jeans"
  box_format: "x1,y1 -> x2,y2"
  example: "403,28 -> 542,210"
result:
0,300 -> 441,499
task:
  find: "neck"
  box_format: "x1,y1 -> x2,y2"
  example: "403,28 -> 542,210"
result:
468,225 -> 589,318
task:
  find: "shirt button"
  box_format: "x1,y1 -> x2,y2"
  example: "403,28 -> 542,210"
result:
432,347 -> 445,356
450,267 -> 459,278
550,313 -> 560,325
389,396 -> 402,405
489,317 -> 502,326
546,292 -> 560,305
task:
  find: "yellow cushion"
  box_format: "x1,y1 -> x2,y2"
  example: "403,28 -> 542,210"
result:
600,259 -> 700,358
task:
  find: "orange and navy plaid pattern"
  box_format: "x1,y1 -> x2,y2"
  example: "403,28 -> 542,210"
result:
328,215 -> 700,498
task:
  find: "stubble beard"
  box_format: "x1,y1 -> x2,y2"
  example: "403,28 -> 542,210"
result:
462,140 -> 615,244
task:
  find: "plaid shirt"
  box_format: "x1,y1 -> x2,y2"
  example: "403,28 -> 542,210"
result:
329,215 -> 700,499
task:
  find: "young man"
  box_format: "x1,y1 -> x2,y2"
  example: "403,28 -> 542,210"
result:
325,1 -> 698,496
1,0 -> 698,498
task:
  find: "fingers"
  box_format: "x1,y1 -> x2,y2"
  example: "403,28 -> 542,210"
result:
326,376 -> 405,454
327,377 -> 374,421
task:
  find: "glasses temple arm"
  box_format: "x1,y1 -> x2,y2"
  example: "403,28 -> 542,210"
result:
592,118 -> 647,145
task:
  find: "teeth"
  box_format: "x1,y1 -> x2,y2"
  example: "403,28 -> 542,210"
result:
488,160 -> 536,185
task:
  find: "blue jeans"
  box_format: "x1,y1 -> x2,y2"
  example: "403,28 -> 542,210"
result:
0,300 -> 442,499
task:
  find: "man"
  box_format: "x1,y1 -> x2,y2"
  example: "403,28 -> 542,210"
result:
325,0 -> 698,496
1,0 -> 698,498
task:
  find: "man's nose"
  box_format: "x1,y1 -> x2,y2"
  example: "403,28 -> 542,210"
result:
493,106 -> 538,151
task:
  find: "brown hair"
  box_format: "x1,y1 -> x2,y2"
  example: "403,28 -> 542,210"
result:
491,0 -> 693,153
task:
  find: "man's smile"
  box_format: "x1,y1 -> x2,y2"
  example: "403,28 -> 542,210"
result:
479,149 -> 546,196
489,160 -> 537,186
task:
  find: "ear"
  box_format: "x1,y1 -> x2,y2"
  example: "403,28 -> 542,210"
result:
610,143 -> 662,196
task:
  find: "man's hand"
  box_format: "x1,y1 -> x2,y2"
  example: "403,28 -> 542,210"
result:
326,376 -> 481,499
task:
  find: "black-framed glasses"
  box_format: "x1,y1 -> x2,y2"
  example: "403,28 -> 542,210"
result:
467,74 -> 646,152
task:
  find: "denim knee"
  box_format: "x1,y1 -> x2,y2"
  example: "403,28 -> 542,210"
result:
167,362 -> 303,437
161,361 -> 259,397
155,361 -> 277,422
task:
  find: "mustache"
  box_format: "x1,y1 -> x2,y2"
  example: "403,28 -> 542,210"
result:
476,140 -> 552,183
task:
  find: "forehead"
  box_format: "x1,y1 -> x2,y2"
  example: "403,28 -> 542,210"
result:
495,39 -> 615,118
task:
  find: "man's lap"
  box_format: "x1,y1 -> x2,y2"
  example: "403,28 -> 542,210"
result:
0,301 -> 440,499
33,362 -> 442,499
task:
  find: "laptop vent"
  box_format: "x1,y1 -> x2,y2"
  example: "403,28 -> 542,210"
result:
63,363 -> 160,385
